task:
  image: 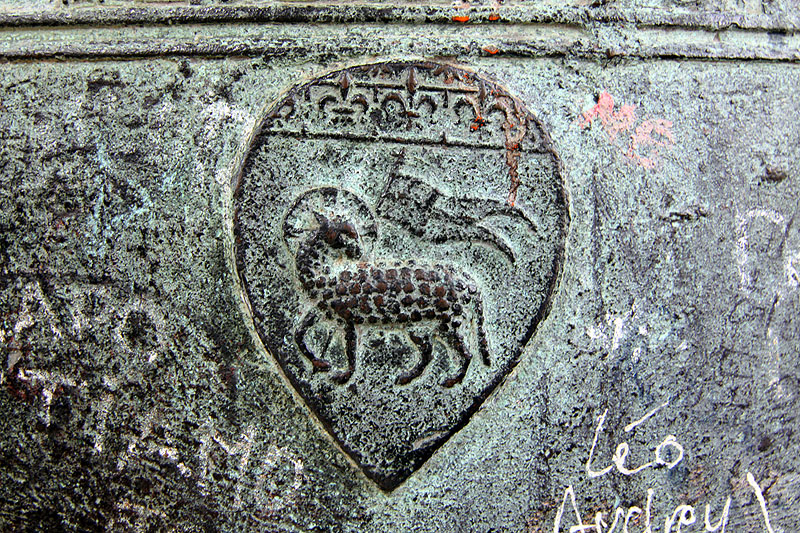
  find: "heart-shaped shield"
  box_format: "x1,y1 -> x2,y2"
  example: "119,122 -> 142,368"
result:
234,62 -> 567,490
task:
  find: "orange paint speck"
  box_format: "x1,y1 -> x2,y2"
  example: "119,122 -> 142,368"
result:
483,46 -> 499,55
488,13 -> 500,21
470,116 -> 487,131
452,15 -> 470,23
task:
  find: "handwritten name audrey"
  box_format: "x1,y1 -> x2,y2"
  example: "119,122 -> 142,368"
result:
549,402 -> 779,533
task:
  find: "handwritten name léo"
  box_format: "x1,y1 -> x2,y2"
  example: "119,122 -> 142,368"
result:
586,407 -> 683,478
548,405 -> 778,533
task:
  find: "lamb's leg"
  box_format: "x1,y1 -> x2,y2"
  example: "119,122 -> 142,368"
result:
331,321 -> 356,384
396,331 -> 433,385
443,327 -> 471,387
296,309 -> 331,371
473,293 -> 490,366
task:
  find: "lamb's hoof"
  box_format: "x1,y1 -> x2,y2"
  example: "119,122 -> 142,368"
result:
442,377 -> 461,388
311,359 -> 330,371
330,369 -> 353,384
395,373 -> 413,386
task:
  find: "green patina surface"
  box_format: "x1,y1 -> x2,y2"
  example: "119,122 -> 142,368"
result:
0,3 -> 799,531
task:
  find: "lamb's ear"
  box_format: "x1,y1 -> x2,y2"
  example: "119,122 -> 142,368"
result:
313,212 -> 329,227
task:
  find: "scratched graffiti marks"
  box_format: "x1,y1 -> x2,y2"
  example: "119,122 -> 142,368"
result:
0,280 -> 331,531
235,62 -> 569,490
1,281 -> 176,528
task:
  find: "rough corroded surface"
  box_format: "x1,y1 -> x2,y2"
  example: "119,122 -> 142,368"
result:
1,4 -> 799,532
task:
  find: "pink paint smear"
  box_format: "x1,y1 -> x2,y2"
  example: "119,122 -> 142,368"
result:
579,91 -> 674,169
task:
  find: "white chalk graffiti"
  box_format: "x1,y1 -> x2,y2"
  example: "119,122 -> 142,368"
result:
586,403 -> 682,479
734,208 -> 786,293
584,303 -> 639,354
550,403 -> 780,533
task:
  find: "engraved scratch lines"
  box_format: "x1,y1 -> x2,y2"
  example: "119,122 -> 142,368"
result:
1,282 -> 306,526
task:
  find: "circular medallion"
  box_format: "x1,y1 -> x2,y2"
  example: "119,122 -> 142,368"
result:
234,61 -> 568,490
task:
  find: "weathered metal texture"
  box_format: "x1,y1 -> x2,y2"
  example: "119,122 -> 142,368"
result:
1,1 -> 799,532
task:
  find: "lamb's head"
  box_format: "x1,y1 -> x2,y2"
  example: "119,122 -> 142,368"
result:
314,212 -> 363,260
283,188 -> 378,266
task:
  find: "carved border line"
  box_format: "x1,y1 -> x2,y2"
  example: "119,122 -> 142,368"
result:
258,130 -> 561,153
0,5 -> 797,32
0,23 -> 798,61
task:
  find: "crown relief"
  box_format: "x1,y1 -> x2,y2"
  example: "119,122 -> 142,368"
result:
263,63 -> 543,152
